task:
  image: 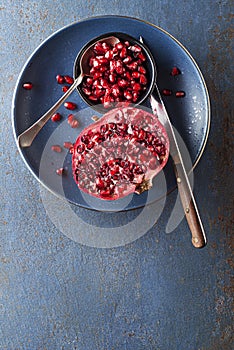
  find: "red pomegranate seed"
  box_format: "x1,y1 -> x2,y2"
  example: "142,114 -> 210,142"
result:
175,91 -> 186,98
56,168 -> 64,175
138,66 -> 146,74
67,114 -> 74,123
56,75 -> 64,84
86,77 -> 93,86
51,113 -> 62,122
115,42 -> 124,51
124,90 -> 133,100
64,101 -> 77,110
123,56 -> 132,64
162,89 -> 172,96
64,75 -> 74,84
118,79 -> 128,88
132,83 -> 141,91
171,67 -> 181,76
63,141 -> 73,149
88,95 -> 98,101
82,87 -> 92,96
71,119 -> 79,128
120,47 -> 127,58
62,85 -> 69,93
132,71 -> 140,79
139,74 -> 147,85
105,50 -> 114,60
51,145 -> 62,153
23,82 -> 33,90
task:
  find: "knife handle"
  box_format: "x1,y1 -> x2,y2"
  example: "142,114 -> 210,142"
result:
173,160 -> 207,248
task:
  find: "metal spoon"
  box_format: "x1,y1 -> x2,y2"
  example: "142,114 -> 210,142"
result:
18,36 -> 120,148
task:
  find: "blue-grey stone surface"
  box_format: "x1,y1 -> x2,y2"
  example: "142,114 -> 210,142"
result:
0,1 -> 233,349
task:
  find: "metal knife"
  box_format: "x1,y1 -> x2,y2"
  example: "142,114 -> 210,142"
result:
150,84 -> 207,248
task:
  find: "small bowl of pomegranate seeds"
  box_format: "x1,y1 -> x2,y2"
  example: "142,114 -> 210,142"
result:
74,32 -> 156,112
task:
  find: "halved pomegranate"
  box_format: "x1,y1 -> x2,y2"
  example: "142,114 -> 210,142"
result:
72,106 -> 169,200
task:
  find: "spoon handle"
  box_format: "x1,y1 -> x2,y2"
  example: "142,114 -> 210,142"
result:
18,74 -> 83,148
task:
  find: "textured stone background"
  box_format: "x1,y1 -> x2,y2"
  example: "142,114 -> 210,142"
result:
0,1 -> 233,349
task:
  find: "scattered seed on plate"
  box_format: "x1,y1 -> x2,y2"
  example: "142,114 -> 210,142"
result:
63,141 -> 74,149
56,74 -> 65,84
68,114 -> 74,123
171,67 -> 181,76
70,119 -> 79,128
64,75 -> 74,84
23,82 -> 33,90
64,101 -> 77,110
51,145 -> 62,152
175,91 -> 186,98
162,89 -> 172,96
56,167 -> 64,175
51,112 -> 62,122
62,85 -> 69,93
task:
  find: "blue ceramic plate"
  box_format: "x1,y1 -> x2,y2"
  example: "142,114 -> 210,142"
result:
12,15 -> 210,211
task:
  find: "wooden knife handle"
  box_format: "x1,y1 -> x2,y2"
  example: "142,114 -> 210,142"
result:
173,161 -> 207,248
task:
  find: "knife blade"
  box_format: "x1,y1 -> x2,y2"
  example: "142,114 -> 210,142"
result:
150,85 -> 207,248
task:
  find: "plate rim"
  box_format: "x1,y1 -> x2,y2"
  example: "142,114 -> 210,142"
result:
11,15 -> 211,211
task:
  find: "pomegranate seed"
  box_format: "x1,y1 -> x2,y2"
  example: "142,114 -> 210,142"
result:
94,42 -> 106,55
137,52 -> 146,61
51,145 -> 62,153
162,89 -> 172,96
64,75 -> 74,84
127,61 -> 138,71
93,71 -> 103,80
105,50 -> 114,60
120,47 -> 127,58
64,141 -> 73,149
171,67 -> 181,76
138,66 -> 146,74
62,85 -> 69,93
123,56 -> 132,64
139,74 -> 147,85
88,95 -> 98,101
175,91 -> 186,98
67,114 -> 74,123
109,73 -> 116,83
129,45 -> 141,53
71,119 -> 79,128
64,101 -> 77,110
132,83 -> 141,92
82,87 -> 92,95
51,113 -> 62,122
86,77 -> 93,86
118,79 -> 128,88
124,90 -> 133,100
132,71 -> 140,79
115,42 -> 124,50
132,91 -> 139,102
23,82 -> 33,90
56,168 -> 64,175
56,75 -> 64,84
